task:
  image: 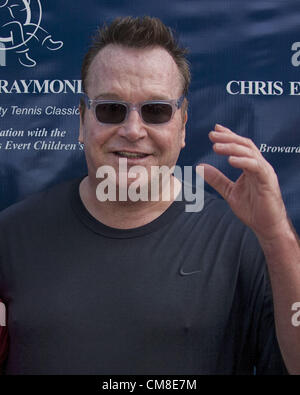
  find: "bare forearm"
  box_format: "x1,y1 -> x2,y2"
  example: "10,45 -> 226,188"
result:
258,222 -> 300,374
202,124 -> 300,372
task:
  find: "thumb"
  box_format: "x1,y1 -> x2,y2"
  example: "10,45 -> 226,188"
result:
196,163 -> 233,200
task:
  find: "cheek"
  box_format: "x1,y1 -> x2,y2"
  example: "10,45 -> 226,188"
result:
166,124 -> 185,151
153,130 -> 183,161
83,120 -> 112,148
88,131 -> 107,147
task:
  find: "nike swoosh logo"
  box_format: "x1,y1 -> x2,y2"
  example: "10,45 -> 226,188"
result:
179,268 -> 202,276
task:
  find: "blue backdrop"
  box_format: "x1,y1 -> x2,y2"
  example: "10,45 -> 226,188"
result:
0,0 -> 299,233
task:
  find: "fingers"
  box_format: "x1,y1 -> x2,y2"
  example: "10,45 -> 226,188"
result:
213,142 -> 254,159
208,124 -> 271,180
209,124 -> 260,153
196,163 -> 234,200
228,156 -> 260,173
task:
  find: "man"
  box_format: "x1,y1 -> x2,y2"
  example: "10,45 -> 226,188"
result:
0,16 -> 299,374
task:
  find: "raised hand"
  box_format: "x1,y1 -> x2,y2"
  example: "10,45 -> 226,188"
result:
197,124 -> 288,242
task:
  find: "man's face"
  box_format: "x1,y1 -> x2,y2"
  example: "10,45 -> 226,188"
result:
79,44 -> 187,191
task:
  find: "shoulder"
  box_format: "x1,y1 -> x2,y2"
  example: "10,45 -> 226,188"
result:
0,178 -> 81,228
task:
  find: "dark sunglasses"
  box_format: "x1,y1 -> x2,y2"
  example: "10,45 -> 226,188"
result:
82,94 -> 185,125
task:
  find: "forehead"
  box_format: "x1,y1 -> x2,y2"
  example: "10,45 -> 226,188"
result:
86,44 -> 183,99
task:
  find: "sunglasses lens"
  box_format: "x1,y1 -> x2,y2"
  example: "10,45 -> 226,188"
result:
141,103 -> 173,124
95,103 -> 127,124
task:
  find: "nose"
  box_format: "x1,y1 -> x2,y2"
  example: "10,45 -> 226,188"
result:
117,107 -> 147,141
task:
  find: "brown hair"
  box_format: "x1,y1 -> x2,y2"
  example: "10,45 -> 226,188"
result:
80,16 -> 190,112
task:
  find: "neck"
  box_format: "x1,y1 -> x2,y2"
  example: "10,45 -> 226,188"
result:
79,175 -> 182,229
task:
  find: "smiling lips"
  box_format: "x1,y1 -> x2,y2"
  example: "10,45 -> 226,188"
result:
114,151 -> 150,159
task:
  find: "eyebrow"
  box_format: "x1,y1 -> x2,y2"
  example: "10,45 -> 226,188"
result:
94,93 -> 123,100
94,92 -> 172,101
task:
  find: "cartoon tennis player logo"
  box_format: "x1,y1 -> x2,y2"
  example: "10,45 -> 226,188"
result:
0,0 -> 63,67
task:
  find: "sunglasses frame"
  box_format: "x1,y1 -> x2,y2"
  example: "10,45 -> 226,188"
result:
82,93 -> 185,125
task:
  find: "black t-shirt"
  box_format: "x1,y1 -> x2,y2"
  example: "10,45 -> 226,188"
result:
0,178 -> 287,374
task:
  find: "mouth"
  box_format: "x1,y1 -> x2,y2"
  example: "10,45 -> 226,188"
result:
113,151 -> 150,159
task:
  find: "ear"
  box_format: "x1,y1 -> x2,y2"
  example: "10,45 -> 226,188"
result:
181,110 -> 187,149
79,104 -> 84,143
